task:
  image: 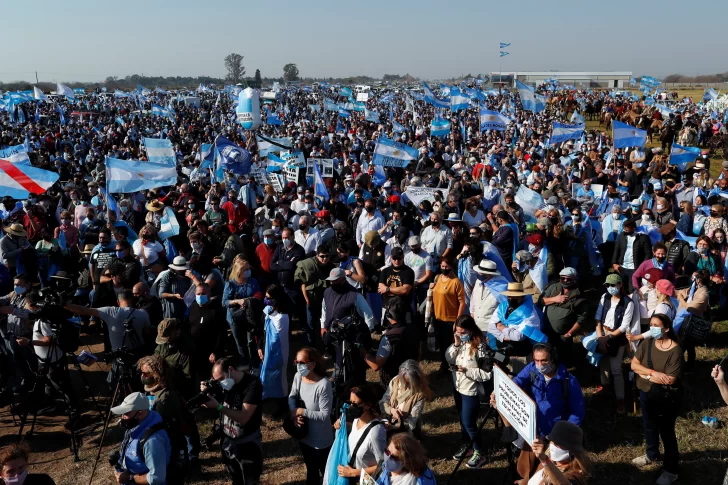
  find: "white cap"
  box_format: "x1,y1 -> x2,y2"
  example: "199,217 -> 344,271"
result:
111,392 -> 149,415
383,181 -> 392,188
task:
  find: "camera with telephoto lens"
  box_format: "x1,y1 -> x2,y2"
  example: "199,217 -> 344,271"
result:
187,378 -> 225,412
31,288 -> 70,324
328,314 -> 361,343
478,347 -> 509,373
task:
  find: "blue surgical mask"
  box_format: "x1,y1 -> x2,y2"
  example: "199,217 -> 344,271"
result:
195,295 -> 208,305
392,220 -> 401,226
536,363 -> 553,375
264,237 -> 274,245
650,326 -> 663,339
14,285 -> 26,295
459,333 -> 471,343
607,286 -> 620,296
120,206 -> 129,213
297,363 -> 311,377
697,247 -> 708,255
384,456 -> 403,473
116,250 -> 125,259
243,269 -> 252,278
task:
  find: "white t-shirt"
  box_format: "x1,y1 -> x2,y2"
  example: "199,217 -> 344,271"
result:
347,419 -> 386,470
462,210 -> 486,228
33,320 -> 63,363
133,239 -> 164,266
404,250 -> 435,282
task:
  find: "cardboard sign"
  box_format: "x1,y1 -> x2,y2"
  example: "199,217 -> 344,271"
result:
403,186 -> 449,207
270,173 -> 285,193
494,365 -> 537,446
307,158 -> 334,178
250,166 -> 269,186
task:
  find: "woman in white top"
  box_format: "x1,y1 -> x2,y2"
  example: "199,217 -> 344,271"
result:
132,224 -> 166,277
595,274 -> 634,415
445,315 -> 492,469
462,199 -> 486,229
628,279 -> 677,345
332,384 -> 386,480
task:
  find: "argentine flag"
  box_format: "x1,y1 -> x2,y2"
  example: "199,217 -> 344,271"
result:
365,109 -> 380,123
266,153 -> 285,173
669,144 -> 701,173
372,137 -> 419,168
479,109 -> 510,132
704,88 -> 719,101
144,138 -> 177,166
450,87 -> 470,112
550,122 -> 585,145
338,107 -> 350,118
423,82 -> 450,109
0,158 -> 58,199
393,120 -> 406,133
655,103 -> 674,118
256,134 -> 293,158
56,83 -> 75,99
266,112 -> 283,126
516,80 -> 544,113
430,114 -> 451,138
106,157 -> 178,193
313,163 -> 329,207
612,121 -> 647,149
33,86 -> 46,101
324,99 -> 338,111
0,145 -> 31,165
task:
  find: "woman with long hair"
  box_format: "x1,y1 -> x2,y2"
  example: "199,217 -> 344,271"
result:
446,315 -> 492,469
631,314 -> 684,485
375,433 -> 437,485
289,347 -> 333,485
684,236 -> 724,293
530,420 -> 592,485
379,359 -> 433,437
222,255 -> 262,365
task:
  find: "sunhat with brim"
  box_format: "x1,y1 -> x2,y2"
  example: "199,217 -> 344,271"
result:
111,392 -> 149,415
146,199 -> 164,212
546,420 -> 584,453
168,256 -> 189,271
500,282 -> 529,297
4,224 -> 27,237
81,244 -> 95,254
473,260 -> 501,276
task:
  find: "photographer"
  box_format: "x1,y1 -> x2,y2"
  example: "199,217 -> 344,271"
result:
111,392 -> 172,485
199,356 -> 263,485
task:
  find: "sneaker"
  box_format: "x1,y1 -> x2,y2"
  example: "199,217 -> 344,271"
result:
616,399 -> 626,415
466,451 -> 487,469
453,445 -> 473,460
656,471 -> 678,485
632,454 -> 656,467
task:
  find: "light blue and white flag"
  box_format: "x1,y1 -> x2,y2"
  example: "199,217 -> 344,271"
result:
98,186 -> 121,220
158,207 -> 181,240
655,103 -> 674,118
33,86 -> 46,101
340,87 -> 352,97
151,104 -> 176,120
551,122 -> 585,145
256,134 -> 293,158
115,116 -> 125,126
313,162 -> 329,206
669,144 -> 701,173
105,157 -> 178,193
393,120 -> 406,133
216,136 -> 251,175
479,109 -> 510,132
372,137 -> 419,168
364,109 -> 380,123
144,138 -> 177,166
423,82 -> 450,109
324,98 -> 338,111
499,51 -> 509,57
200,143 -> 215,169
500,42 -> 511,48
309,104 -> 320,112
450,87 -> 470,112
704,88 -> 719,101
516,80 -> 544,113
266,112 -> 283,125
56,83 -> 75,99
612,121 -> 647,148
570,112 -> 585,124
430,114 -> 451,138
338,107 -> 350,118
439,84 -> 451,96
0,145 -> 31,165
266,153 -> 285,172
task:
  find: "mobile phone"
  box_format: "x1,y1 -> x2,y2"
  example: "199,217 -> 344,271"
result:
449,364 -> 459,371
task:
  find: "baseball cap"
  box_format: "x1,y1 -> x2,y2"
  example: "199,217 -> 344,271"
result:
111,392 -> 149,415
156,318 -> 179,345
605,274 -> 622,285
408,236 -> 420,246
326,268 -> 346,281
390,247 -> 404,259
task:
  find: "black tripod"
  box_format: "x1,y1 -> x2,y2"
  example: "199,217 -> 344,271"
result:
17,333 -> 82,461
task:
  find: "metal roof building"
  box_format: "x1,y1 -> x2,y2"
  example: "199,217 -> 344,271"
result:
491,71 -> 633,88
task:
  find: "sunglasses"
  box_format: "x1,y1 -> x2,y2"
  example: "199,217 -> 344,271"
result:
469,232 -> 479,237
391,256 -> 403,261
318,254 -> 331,259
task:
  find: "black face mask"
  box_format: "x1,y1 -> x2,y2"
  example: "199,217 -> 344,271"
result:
141,376 -> 156,387
365,206 -> 375,213
348,403 -> 364,419
440,267 -> 452,275
120,411 -> 141,429
508,297 -> 524,308
561,279 -> 577,289
431,221 -> 440,227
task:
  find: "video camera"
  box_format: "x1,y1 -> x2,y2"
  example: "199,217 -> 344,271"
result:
187,378 -> 226,412
31,288 -> 72,324
478,348 -> 509,374
329,313 -> 368,344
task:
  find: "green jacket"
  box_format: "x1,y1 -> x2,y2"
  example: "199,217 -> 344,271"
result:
294,257 -> 333,304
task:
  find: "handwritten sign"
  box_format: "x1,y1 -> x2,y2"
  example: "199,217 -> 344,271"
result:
250,166 -> 269,186
403,187 -> 448,207
494,365 -> 537,446
306,158 -> 334,178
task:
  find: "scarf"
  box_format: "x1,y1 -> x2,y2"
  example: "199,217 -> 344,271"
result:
482,241 -> 514,283
652,258 -> 664,270
601,214 -> 624,243
483,277 -> 508,304
530,246 -> 548,293
495,298 -> 548,344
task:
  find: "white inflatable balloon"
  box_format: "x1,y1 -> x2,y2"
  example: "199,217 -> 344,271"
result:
236,88 -> 261,130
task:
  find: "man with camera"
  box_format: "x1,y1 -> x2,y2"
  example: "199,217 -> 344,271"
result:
199,356 -> 263,485
111,391 -> 172,485
0,273 -> 35,393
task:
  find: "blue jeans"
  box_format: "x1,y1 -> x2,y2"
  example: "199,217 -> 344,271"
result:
228,319 -> 256,366
366,292 -> 383,329
639,390 -> 680,474
454,390 -> 481,452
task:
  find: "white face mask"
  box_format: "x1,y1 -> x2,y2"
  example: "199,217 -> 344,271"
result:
612,212 -> 620,220
549,443 -> 570,462
219,376 -> 235,391
4,470 -> 28,485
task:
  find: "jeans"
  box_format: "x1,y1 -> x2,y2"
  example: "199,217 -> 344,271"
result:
366,292 -> 383,329
600,344 -> 626,399
228,319 -> 257,367
454,391 -> 481,452
435,319 -> 454,365
619,266 -> 636,294
222,438 -> 263,485
639,390 -> 680,474
299,442 -> 331,485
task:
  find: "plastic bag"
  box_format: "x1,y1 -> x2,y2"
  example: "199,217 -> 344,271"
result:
324,405 -> 350,485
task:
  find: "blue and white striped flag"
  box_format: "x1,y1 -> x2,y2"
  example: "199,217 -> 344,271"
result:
450,87 -> 470,112
612,121 -> 647,149
116,116 -> 125,126
516,80 -> 544,113
550,122 -> 585,145
570,112 -> 585,124
266,112 -> 283,125
430,114 -> 451,138
338,107 -> 350,118
372,137 -> 419,168
364,109 -> 380,123
393,120 -> 406,133
313,162 -> 329,207
423,82 -> 450,109
0,145 -> 31,165
669,144 -> 700,173
499,42 -> 511,48
499,51 -> 509,57
33,86 -> 46,101
56,83 -> 75,99
144,138 -> 176,166
655,103 -> 674,118
324,98 -> 338,111
479,109 -> 510,132
704,88 -> 719,101
105,157 -> 178,193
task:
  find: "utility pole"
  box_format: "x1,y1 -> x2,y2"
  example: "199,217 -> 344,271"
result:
35,71 -> 38,84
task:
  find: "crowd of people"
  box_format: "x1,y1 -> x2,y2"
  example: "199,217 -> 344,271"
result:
0,79 -> 727,485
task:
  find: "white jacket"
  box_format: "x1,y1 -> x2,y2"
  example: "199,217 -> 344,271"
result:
446,342 -> 492,396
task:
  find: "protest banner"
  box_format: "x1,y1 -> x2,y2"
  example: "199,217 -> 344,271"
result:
571,183 -> 604,198
493,365 -> 537,446
306,158 -> 334,178
250,166 -> 269,186
403,186 -> 449,207
270,173 -> 285,193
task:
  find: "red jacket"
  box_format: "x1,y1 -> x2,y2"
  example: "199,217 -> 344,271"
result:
255,242 -> 276,275
221,201 -> 249,234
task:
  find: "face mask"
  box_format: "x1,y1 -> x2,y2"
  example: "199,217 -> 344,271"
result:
641,215 -> 651,222
116,250 -> 125,259
607,286 -> 620,296
716,237 -> 726,244
297,363 -> 311,377
219,376 -> 235,391
440,267 -> 452,275
4,470 -> 28,485
528,244 -> 537,253
459,333 -> 471,343
299,224 -> 309,231
656,204 -> 664,211
196,294 -> 208,305
431,221 -> 440,227
392,219 -> 401,226
243,269 -> 252,278
141,376 -> 156,386
612,213 -> 620,220
283,238 -> 292,248
14,286 -> 26,295
188,204 -> 195,210
264,237 -> 274,246
650,326 -> 664,339
549,443 -> 570,462
62,219 -> 71,226
263,297 -> 276,307
561,279 -> 577,289
120,412 -> 141,429
191,242 -> 201,251
348,403 -> 364,419
384,456 -> 403,473
697,246 -> 708,255
365,206 -> 375,214
536,363 -> 553,375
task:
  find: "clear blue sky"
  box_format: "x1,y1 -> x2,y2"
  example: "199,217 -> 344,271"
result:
2,0 -> 726,84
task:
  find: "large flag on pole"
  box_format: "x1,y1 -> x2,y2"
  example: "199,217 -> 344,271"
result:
144,138 -> 177,166
423,82 -> 450,109
33,86 -> 47,101
612,121 -> 647,148
371,137 -> 419,168
0,158 -> 59,199
105,157 -> 178,193
313,163 -> 329,207
551,122 -> 585,145
56,83 -> 75,99
479,109 -> 511,132
450,87 -> 470,112
669,144 -> 701,173
516,80 -> 545,113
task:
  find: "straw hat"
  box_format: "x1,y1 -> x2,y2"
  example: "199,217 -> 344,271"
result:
81,244 -> 95,254
500,282 -> 529,297
3,224 -> 27,237
146,199 -> 164,212
473,260 -> 501,276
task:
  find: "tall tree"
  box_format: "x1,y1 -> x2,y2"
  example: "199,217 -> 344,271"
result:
283,63 -> 299,82
224,53 -> 246,84
254,69 -> 262,87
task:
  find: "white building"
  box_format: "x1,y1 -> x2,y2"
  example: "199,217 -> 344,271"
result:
491,71 -> 633,89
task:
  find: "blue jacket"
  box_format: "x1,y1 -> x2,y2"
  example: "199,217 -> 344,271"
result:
120,411 -> 171,485
376,462 -> 437,485
513,362 -> 585,436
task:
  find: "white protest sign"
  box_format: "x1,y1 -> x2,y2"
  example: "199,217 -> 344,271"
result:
250,166 -> 269,186
307,158 -> 334,178
403,187 -> 449,207
282,151 -> 306,183
356,92 -> 369,102
494,365 -> 537,446
571,183 -> 603,198
270,173 -> 285,193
